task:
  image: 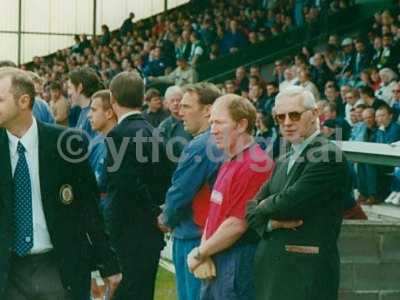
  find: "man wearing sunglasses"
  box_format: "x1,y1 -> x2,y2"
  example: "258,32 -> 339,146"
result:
391,83 -> 400,122
246,86 -> 349,300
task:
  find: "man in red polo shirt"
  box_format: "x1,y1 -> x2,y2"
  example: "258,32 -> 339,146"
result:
187,94 -> 274,299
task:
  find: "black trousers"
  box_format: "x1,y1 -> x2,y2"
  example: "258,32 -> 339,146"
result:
5,252 -> 72,300
113,242 -> 162,300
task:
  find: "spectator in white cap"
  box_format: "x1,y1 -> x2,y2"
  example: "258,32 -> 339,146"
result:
340,37 -> 355,75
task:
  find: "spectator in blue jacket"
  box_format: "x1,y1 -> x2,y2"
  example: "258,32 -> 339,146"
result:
357,107 -> 379,204
68,67 -> 101,139
27,71 -> 55,124
199,19 -> 216,48
32,97 -> 55,124
375,105 -> 400,144
87,90 -> 117,218
374,105 -> 400,203
224,20 -> 248,54
350,104 -> 367,141
158,83 -> 224,300
144,47 -> 167,77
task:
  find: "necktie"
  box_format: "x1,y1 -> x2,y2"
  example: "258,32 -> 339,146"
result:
286,149 -> 295,175
12,142 -> 33,256
356,53 -> 361,73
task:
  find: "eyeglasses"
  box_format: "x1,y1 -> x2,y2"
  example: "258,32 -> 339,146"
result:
275,109 -> 310,123
393,89 -> 400,94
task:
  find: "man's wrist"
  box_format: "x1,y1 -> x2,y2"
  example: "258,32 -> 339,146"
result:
160,213 -> 172,228
194,247 -> 205,261
267,220 -> 274,232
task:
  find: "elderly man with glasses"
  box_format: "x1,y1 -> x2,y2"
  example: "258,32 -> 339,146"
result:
391,82 -> 400,122
246,86 -> 350,300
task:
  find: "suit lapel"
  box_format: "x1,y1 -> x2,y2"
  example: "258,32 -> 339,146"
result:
37,122 -> 58,233
284,134 -> 323,187
285,158 -> 306,187
0,129 -> 12,211
271,153 -> 290,191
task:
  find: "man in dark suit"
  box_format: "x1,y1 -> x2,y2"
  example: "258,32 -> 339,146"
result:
106,71 -> 171,299
353,39 -> 371,77
0,67 -> 121,300
246,86 -> 349,300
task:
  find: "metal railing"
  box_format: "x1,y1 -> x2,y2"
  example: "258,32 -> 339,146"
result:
339,141 -> 400,167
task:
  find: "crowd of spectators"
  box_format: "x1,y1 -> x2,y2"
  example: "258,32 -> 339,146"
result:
21,0 -> 354,92
3,1 -> 400,299
220,4 -> 400,206
9,0 -> 399,209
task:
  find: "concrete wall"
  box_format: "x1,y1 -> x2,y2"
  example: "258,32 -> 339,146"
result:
339,221 -> 400,300
160,219 -> 400,299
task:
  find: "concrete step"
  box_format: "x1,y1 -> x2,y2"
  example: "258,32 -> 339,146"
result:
339,291 -> 400,300
362,204 -> 400,222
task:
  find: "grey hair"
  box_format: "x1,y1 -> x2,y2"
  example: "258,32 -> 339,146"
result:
379,68 -> 398,82
164,85 -> 183,100
276,85 -> 317,109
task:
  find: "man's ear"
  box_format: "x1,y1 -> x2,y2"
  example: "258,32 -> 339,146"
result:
17,94 -> 32,110
105,108 -> 115,120
237,118 -> 249,134
77,83 -> 84,94
202,104 -> 212,118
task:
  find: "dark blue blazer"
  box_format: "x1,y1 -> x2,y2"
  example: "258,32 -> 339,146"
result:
105,113 -> 172,252
0,122 -> 119,300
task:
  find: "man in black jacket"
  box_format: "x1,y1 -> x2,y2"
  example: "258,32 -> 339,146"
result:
106,71 -> 171,299
120,12 -> 135,37
0,67 -> 121,300
246,86 -> 348,300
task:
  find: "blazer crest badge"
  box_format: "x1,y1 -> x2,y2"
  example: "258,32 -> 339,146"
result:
59,184 -> 74,205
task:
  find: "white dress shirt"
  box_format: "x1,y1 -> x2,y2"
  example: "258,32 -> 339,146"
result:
7,118 -> 53,254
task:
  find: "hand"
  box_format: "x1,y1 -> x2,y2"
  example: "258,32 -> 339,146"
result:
187,247 -> 204,273
157,214 -> 171,233
271,219 -> 303,230
103,273 -> 122,299
193,257 -> 216,280
148,76 -> 155,81
256,198 -> 269,211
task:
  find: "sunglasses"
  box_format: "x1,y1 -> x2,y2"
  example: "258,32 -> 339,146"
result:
393,89 -> 400,94
275,109 -> 310,123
